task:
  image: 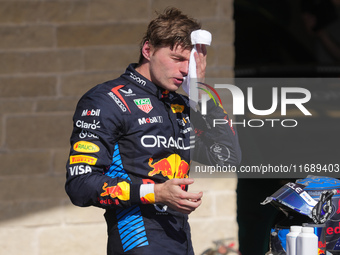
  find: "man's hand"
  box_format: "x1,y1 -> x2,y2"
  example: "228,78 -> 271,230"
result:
194,44 -> 207,83
194,44 -> 209,102
154,178 -> 203,214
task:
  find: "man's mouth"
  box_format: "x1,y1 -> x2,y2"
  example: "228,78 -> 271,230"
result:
174,77 -> 184,85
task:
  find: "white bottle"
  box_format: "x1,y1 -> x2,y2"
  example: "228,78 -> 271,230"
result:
296,226 -> 318,255
286,225 -> 302,255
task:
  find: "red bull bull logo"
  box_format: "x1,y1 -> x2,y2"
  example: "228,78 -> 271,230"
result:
100,182 -> 130,201
148,154 -> 189,179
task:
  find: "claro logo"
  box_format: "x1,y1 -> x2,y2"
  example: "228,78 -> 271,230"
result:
73,141 -> 100,153
76,120 -> 101,130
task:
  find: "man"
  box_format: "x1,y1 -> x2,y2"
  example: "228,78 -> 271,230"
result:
65,7 -> 241,255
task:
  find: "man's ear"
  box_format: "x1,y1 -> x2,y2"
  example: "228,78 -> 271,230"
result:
141,41 -> 152,61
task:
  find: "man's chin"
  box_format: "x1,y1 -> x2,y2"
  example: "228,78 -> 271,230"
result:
155,81 -> 181,92
166,84 -> 181,92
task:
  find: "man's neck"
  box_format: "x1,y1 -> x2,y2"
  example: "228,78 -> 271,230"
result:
135,63 -> 151,81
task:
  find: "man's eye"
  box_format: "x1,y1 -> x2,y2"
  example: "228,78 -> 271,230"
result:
173,57 -> 186,62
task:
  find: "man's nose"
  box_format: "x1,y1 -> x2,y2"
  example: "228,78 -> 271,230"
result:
180,61 -> 189,76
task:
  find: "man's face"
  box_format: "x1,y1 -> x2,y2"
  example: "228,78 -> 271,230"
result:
148,44 -> 191,92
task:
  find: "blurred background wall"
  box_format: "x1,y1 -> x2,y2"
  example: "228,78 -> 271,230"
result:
0,1 -> 237,254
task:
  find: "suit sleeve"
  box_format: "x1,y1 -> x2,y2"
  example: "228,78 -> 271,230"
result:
191,99 -> 242,166
65,89 -> 151,209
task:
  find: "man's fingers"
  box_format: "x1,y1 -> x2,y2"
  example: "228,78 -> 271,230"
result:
154,178 -> 203,214
169,179 -> 203,201
197,44 -> 207,55
188,191 -> 203,202
170,178 -> 195,185
180,190 -> 203,201
194,44 -> 207,82
172,197 -> 202,214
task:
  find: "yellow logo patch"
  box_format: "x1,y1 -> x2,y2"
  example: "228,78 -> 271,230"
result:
171,104 -> 184,113
73,141 -> 100,153
69,155 -> 98,165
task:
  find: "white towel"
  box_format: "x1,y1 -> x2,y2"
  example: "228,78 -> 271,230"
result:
182,29 -> 212,110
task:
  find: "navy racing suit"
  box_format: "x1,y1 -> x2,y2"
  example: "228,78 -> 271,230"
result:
65,64 -> 241,255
